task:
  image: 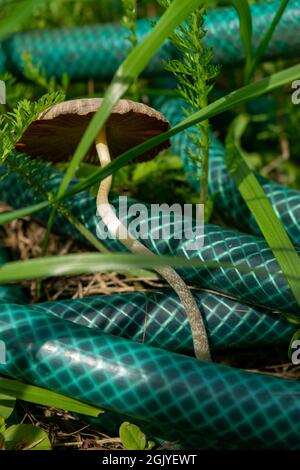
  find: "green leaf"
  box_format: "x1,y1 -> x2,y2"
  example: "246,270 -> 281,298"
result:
246,0 -> 290,82
4,424 -> 51,450
225,123 -> 300,309
0,416 -> 6,434
0,252 -> 285,283
0,394 -> 15,420
132,160 -> 158,184
0,376 -> 102,417
119,422 -> 147,450
0,0 -> 45,41
231,0 -> 253,81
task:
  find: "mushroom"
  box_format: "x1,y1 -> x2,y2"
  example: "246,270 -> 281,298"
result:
17,98 -> 211,360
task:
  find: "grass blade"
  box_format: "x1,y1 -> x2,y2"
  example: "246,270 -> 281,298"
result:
225,125 -> 300,307
231,0 -> 253,81
0,0 -> 45,40
0,376 -> 102,417
246,0 -> 290,82
2,64 -> 300,225
55,0 -> 205,199
0,201 -> 49,225
0,252 -> 289,283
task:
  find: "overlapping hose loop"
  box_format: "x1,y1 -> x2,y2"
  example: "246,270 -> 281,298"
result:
0,165 -> 299,314
27,291 -> 297,353
154,96 -> 300,248
0,0 -> 300,450
1,304 -> 300,450
0,0 -> 300,78
0,165 -> 297,352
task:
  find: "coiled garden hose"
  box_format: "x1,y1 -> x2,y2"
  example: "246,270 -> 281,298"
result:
0,0 -> 300,79
0,0 -> 300,450
0,166 -> 299,315
0,246 -> 297,449
23,290 -> 298,353
2,304 -> 300,450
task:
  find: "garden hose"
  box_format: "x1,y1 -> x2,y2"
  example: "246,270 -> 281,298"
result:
0,0 -> 299,79
25,290 -> 297,353
1,0 -> 300,450
2,304 -> 300,450
0,165 -> 299,315
154,96 -> 300,248
0,165 -> 298,349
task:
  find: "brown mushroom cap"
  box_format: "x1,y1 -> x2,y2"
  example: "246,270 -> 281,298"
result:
16,98 -> 170,163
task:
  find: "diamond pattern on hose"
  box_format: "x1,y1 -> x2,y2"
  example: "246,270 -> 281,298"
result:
0,304 -> 300,449
155,96 -> 300,249
32,290 -> 296,352
0,163 -> 298,314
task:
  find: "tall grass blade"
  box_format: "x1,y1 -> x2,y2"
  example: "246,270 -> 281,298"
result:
225,124 -> 300,307
0,376 -> 102,417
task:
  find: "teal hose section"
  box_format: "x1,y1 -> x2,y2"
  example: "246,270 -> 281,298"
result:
0,165 -> 298,314
0,1 -> 300,450
0,0 -> 300,78
1,305 -> 300,449
154,97 -> 300,248
33,291 -> 297,352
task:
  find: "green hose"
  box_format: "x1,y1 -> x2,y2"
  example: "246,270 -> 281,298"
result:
1,304 -> 300,449
0,0 -> 300,79
1,0 -> 300,449
29,291 -> 298,353
0,165 -> 298,314
154,96 -> 300,248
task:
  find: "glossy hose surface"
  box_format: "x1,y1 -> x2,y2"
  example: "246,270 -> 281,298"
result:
29,291 -> 297,353
1,305 -> 300,449
0,0 -> 300,449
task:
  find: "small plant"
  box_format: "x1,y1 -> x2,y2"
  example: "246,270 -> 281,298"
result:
159,0 -> 220,204
119,422 -> 155,451
0,396 -> 51,450
0,91 -> 63,163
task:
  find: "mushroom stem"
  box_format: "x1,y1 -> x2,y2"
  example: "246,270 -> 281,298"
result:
95,126 -> 211,361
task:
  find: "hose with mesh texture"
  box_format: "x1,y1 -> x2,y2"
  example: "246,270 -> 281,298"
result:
0,164 -> 299,315
153,96 -> 300,248
1,303 -> 300,449
0,0 -> 300,449
0,0 -> 300,79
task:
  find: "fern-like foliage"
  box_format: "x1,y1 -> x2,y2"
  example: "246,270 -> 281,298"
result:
159,0 -> 220,204
0,91 -> 64,163
2,151 -> 56,202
